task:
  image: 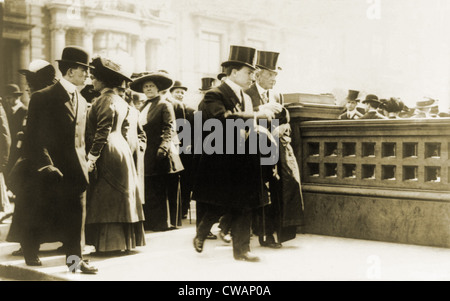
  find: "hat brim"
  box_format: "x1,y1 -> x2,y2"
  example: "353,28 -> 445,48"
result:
129,74 -> 173,93
221,61 -> 257,70
56,59 -> 93,68
255,65 -> 282,72
170,86 -> 188,92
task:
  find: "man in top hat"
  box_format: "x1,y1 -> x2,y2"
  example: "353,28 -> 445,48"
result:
245,50 -> 304,249
1,84 -> 27,180
199,77 -> 217,93
360,94 -> 388,119
192,45 -> 279,262
338,90 -> 365,120
7,45 -> 98,273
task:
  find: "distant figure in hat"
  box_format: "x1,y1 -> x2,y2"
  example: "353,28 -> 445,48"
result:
192,45 -> 279,262
360,94 -> 388,119
199,77 -> 216,94
7,45 -> 98,274
0,99 -> 12,223
84,56 -> 145,255
338,90 -> 365,120
1,84 -> 27,180
379,97 -> 408,119
245,50 -> 304,250
19,59 -> 57,96
169,81 -> 198,221
130,71 -> 184,232
217,67 -> 227,83
412,97 -> 436,119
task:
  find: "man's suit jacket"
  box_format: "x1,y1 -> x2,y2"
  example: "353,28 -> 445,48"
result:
24,81 -> 89,189
245,83 -> 289,124
192,82 -> 269,209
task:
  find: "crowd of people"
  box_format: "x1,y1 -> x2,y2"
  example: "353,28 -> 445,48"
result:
337,89 -> 448,120
0,44 -> 306,273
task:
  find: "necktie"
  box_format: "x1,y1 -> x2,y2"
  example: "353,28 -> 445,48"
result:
69,92 -> 76,111
261,90 -> 269,104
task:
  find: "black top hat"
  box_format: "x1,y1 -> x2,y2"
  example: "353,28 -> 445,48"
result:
56,46 -> 91,68
256,51 -> 282,71
4,84 -> 23,97
221,45 -> 257,70
129,71 -> 173,93
170,80 -> 188,92
346,90 -> 360,102
90,56 -> 132,83
199,77 -> 216,91
362,94 -> 380,104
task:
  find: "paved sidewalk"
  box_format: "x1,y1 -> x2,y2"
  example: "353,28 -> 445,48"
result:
1,217 -> 450,281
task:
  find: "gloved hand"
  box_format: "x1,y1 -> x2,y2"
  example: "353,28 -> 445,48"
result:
156,147 -> 168,159
87,159 -> 96,173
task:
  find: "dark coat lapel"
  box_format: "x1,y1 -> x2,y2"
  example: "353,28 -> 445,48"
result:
218,82 -> 243,112
53,81 -> 75,119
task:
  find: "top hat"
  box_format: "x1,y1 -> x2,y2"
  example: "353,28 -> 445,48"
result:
170,80 -> 188,92
90,56 -> 132,83
4,84 -> 23,97
221,45 -> 257,70
199,77 -> 216,91
129,71 -> 173,93
256,51 -> 282,71
362,94 -> 380,105
56,46 -> 91,68
346,90 -> 360,102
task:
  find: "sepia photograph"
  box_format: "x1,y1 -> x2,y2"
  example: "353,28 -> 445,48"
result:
0,0 -> 449,287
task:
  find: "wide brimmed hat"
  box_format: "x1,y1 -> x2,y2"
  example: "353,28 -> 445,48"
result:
221,45 -> 257,70
199,77 -> 216,91
170,80 -> 188,92
256,51 -> 282,71
4,84 -> 23,97
416,97 -> 436,108
346,90 -> 360,102
362,94 -> 380,104
129,71 -> 173,93
19,59 -> 56,85
90,56 -> 132,82
56,46 -> 91,68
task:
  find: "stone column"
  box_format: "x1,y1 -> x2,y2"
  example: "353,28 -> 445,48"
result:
51,25 -> 66,67
83,29 -> 95,57
134,37 -> 147,72
19,39 -> 31,106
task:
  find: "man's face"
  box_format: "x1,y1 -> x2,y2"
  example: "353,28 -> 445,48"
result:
256,69 -> 278,90
171,88 -> 185,101
231,66 -> 255,89
347,100 -> 357,111
68,66 -> 89,86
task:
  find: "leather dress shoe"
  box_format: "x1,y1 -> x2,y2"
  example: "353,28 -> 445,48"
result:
234,252 -> 260,262
206,232 -> 217,240
12,248 -> 23,256
193,236 -> 204,253
25,255 -> 42,266
259,236 -> 282,249
219,231 -> 231,243
77,260 -> 98,274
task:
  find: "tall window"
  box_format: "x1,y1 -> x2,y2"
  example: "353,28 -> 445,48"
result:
200,31 -> 221,74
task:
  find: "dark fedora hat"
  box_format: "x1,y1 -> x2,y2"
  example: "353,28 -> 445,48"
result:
362,94 -> 380,104
90,56 -> 132,82
199,77 -> 216,91
4,84 -> 23,97
19,59 -> 56,86
56,46 -> 91,68
256,51 -> 282,72
170,80 -> 188,92
346,90 -> 360,102
129,71 -> 173,93
221,45 -> 257,70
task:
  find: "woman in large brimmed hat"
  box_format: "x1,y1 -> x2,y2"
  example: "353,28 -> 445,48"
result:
130,71 -> 184,231
84,56 -> 146,254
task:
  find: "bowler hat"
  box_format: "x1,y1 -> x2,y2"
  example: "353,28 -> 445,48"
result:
199,77 -> 216,91
90,56 -> 132,83
56,46 -> 91,68
346,90 -> 360,102
170,80 -> 188,92
362,94 -> 380,104
221,45 -> 257,70
4,84 -> 23,97
256,51 -> 282,71
129,71 -> 173,93
19,59 -> 56,87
